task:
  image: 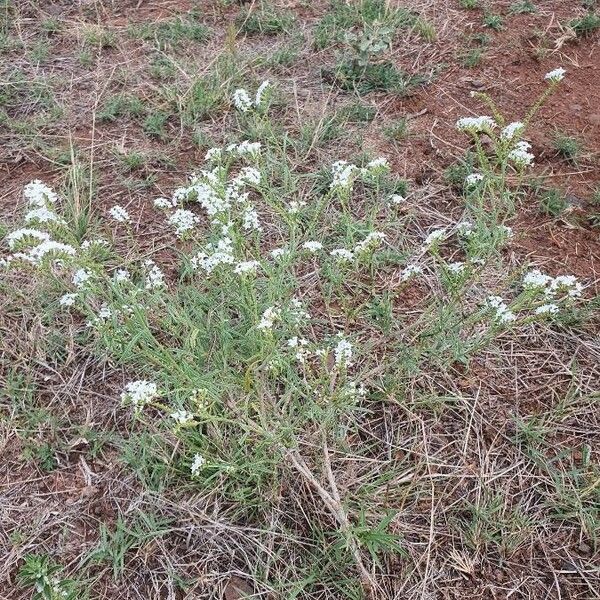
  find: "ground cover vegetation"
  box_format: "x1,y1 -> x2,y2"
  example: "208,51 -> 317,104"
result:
1,1 -> 599,599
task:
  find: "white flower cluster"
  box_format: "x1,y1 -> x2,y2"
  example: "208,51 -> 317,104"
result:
158,147 -> 267,274
6,228 -> 50,249
545,67 -> 566,83
287,200 -> 307,215
523,269 -> 583,299
72,268 -> 93,288
329,232 -> 386,262
485,295 -> 516,324
24,180 -> 58,207
23,180 -> 64,225
232,80 -> 271,112
287,336 -> 310,363
456,221 -> 475,237
257,305 -> 281,331
168,209 -> 199,237
192,236 -> 235,273
400,264 -> 423,281
115,268 -> 130,283
447,261 -> 466,274
171,409 -> 195,425
331,160 -> 358,191
289,298 -> 310,324
465,173 -> 484,187
507,141 -> 535,168
334,335 -> 353,368
501,121 -> 524,140
423,228 -> 447,247
59,293 -> 77,307
456,115 -> 497,133
25,206 -> 65,225
389,193 -> 405,205
1,182 -> 78,267
535,303 -> 559,315
270,247 -> 290,260
257,298 -> 309,333
191,453 -> 205,476
203,140 -> 263,162
235,140 -> 262,158
330,157 -> 389,193
108,205 -> 131,223
303,241 -> 323,252
120,380 -> 158,412
234,260 -> 260,275
144,259 -> 165,289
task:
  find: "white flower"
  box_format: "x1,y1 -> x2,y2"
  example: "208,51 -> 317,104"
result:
401,264 -> 423,281
191,453 -> 205,476
168,209 -> 199,237
302,241 -> 323,252
545,67 -> 566,82
287,200 -> 307,214
343,381 -> 367,400
154,197 -> 174,210
204,147 -> 222,162
424,228 -> 447,246
235,166 -> 261,186
456,221 -> 475,236
448,261 -> 466,274
81,239 -> 109,250
354,231 -> 386,254
72,268 -> 92,288
549,275 -> 583,298
270,247 -> 290,260
255,80 -> 270,107
233,88 -> 253,112
6,228 -> 50,249
121,380 -> 158,411
25,240 -> 76,264
508,141 -> 534,167
334,336 -> 353,368
287,336 -> 310,362
24,180 -> 58,207
364,157 -> 389,172
501,121 -> 524,140
98,303 -> 112,320
330,248 -> 354,261
192,237 -> 235,273
144,260 -> 165,289
289,298 -> 310,323
257,306 -> 280,331
237,140 -> 262,157
170,410 -> 195,425
535,303 -> 559,315
234,260 -> 260,275
242,205 -> 262,232
485,295 -> 516,324
109,205 -> 131,223
456,116 -> 497,132
25,207 -> 65,225
114,269 -> 130,283
523,269 -> 552,289
331,160 -> 357,191
389,194 -> 405,205
465,173 -> 484,186
59,293 -> 77,307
